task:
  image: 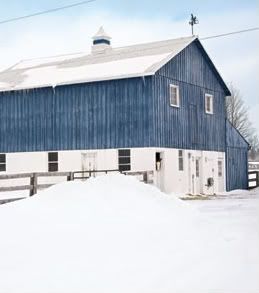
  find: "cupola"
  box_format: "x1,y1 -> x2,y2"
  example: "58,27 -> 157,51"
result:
92,26 -> 112,53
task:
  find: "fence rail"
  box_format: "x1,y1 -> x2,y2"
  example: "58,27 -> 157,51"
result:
0,170 -> 153,199
248,171 -> 259,189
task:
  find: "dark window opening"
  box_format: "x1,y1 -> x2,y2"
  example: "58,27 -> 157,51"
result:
178,150 -> 184,171
118,149 -> 131,172
0,154 -> 6,172
48,152 -> 58,172
155,152 -> 163,171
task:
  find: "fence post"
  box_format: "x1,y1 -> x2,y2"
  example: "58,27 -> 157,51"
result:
30,173 -> 38,196
143,171 -> 148,183
67,172 -> 74,181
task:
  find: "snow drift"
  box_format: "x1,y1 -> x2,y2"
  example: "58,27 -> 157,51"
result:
0,175 -> 258,293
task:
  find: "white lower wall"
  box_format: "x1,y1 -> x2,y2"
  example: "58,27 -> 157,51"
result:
1,148 -> 225,195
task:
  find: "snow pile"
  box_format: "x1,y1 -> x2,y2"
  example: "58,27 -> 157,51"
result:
0,175 -> 258,293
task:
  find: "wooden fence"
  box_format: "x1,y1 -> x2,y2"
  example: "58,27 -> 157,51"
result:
0,170 -> 154,198
248,171 -> 259,189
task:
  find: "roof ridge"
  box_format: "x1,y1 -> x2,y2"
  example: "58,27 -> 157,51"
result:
11,36 -> 195,69
113,35 -> 195,51
13,51 -> 86,68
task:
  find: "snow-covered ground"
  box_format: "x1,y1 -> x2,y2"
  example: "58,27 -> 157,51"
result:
0,175 -> 258,293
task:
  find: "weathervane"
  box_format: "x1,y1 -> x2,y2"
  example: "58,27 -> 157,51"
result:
189,14 -> 199,36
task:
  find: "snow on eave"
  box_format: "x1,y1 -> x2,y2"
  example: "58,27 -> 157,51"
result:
0,72 -> 154,93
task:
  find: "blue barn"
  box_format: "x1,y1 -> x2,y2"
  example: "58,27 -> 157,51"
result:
0,27 -> 249,194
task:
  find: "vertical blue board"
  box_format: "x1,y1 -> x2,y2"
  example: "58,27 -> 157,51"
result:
0,78 -> 154,152
226,121 -> 249,190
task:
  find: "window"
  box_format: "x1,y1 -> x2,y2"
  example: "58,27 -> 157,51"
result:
205,94 -> 213,114
0,154 -> 6,172
48,152 -> 58,172
178,150 -> 184,171
118,149 -> 131,171
170,84 -> 180,107
218,160 -> 223,177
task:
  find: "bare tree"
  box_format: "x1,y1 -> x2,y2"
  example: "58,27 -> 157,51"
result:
226,83 -> 259,151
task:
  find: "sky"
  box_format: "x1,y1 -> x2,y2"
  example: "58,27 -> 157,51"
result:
0,0 -> 258,134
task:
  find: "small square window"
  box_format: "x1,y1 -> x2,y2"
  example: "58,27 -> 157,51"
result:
48,152 -> 58,162
118,149 -> 130,157
205,94 -> 213,114
48,162 -> 58,172
170,84 -> 180,107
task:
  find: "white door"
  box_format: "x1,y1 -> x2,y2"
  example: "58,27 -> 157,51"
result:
81,152 -> 97,178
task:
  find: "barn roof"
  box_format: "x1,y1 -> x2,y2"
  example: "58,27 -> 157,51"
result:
0,36 -> 196,92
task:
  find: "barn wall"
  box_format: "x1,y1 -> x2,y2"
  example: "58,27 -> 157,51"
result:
1,147 -> 225,195
226,121 -> 249,191
157,40 -> 228,93
152,40 -> 227,151
0,78 -> 154,153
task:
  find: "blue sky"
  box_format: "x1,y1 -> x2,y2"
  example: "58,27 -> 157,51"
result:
0,0 -> 258,133
0,0 -> 256,19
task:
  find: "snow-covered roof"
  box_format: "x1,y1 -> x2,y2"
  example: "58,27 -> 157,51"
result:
0,36 -> 196,92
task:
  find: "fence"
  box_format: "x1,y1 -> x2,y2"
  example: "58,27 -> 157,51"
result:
248,171 -> 259,189
0,170 -> 154,199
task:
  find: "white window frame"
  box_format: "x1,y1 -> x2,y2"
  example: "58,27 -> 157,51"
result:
170,84 -> 180,107
205,93 -> 213,114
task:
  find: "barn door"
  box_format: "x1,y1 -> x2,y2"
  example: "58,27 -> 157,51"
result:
81,152 -> 97,178
189,104 -> 198,145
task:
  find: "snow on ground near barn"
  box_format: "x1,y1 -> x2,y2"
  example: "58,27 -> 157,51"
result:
0,175 -> 258,293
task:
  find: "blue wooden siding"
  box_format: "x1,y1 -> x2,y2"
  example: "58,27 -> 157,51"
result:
226,120 -> 249,191
0,40 -> 228,153
152,40 -> 227,151
0,78 -> 154,153
157,40 -> 230,95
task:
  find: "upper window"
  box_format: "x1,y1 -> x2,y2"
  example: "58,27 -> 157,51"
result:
205,94 -> 213,114
48,152 -> 58,172
178,150 -> 184,171
118,149 -> 131,172
0,154 -> 6,172
170,84 -> 180,107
